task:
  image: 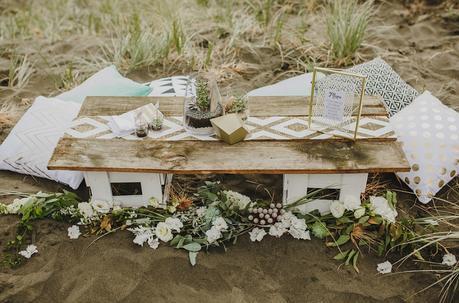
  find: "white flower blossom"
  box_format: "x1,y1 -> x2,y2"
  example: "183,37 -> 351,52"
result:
370,196 -> 398,223
90,200 -> 112,214
77,202 -> 94,218
342,195 -> 361,211
279,211 -> 295,229
289,228 -> 311,240
354,207 -> 366,219
67,225 -> 81,239
148,237 -> 160,249
269,223 -> 287,238
155,222 -> 173,242
6,197 -> 31,214
196,206 -> 207,217
249,227 -> 267,242
224,190 -> 252,209
19,244 -> 38,259
129,227 -> 160,249
129,227 -> 154,246
165,217 -> 183,232
112,205 -> 122,212
377,261 -> 392,274
149,197 -> 160,208
330,201 -> 345,218
167,205 -> 177,213
205,226 -> 222,243
442,253 -> 457,267
213,217 -> 228,231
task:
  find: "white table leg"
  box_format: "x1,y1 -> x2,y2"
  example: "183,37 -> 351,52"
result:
283,173 -> 368,214
84,172 -> 173,208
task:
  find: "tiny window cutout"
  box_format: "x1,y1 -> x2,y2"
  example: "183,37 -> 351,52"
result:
111,182 -> 143,196
307,188 -> 340,200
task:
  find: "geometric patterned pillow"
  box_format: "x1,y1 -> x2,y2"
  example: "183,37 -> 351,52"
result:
147,76 -> 190,97
390,91 -> 459,203
346,57 -> 419,117
0,97 -> 84,189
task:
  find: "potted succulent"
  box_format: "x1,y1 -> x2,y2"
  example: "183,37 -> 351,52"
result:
183,75 -> 223,135
224,95 -> 249,120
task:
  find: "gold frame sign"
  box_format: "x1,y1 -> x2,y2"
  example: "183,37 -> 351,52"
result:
308,67 -> 367,140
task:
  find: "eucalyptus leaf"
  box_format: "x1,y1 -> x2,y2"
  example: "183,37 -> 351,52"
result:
327,234 -> 350,247
170,235 -> 182,247
189,251 -> 198,266
352,251 -> 360,273
358,215 -> 369,224
345,249 -> 356,265
183,242 -> 201,252
333,250 -> 350,261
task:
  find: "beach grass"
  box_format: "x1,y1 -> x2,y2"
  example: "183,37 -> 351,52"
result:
325,0 -> 375,65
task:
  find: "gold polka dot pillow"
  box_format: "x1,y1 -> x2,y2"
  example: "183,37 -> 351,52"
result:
390,91 -> 458,203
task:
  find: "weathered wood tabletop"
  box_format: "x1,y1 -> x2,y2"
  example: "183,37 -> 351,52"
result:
48,96 -> 410,174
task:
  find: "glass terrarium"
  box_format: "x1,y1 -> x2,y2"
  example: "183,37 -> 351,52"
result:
183,75 -> 223,135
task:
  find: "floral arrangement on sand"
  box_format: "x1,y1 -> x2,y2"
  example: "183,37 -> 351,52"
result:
0,184 -> 456,283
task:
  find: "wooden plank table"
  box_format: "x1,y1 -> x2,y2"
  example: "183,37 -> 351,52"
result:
48,95 -> 409,212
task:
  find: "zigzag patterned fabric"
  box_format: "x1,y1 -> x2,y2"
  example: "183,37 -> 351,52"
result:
148,76 -> 190,97
0,97 -> 84,189
345,57 -> 419,117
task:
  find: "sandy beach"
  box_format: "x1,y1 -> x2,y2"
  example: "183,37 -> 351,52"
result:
0,0 -> 458,302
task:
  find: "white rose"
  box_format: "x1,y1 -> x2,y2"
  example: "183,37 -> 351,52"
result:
19,244 -> 38,259
354,207 -> 366,219
91,200 -> 111,214
224,190 -> 252,209
370,196 -> 398,223
165,217 -> 183,232
342,195 -> 361,211
442,253 -> 457,267
213,217 -> 228,231
249,227 -> 267,242
155,222 -> 173,242
78,202 -> 94,218
67,225 -> 81,240
330,201 -> 345,218
205,226 -> 222,243
376,261 -> 392,274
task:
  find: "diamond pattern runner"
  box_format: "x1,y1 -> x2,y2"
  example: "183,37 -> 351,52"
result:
65,115 -> 395,141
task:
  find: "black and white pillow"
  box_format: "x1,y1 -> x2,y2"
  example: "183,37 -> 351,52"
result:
345,57 -> 419,116
147,76 -> 190,97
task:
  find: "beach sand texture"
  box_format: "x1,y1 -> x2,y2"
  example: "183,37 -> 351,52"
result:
0,0 -> 458,302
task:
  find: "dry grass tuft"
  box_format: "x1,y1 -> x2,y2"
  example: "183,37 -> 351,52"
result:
325,0 -> 375,66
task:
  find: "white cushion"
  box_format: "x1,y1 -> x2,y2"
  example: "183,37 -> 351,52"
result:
0,97 -> 84,189
148,76 -> 190,96
57,65 -> 152,103
247,73 -> 325,96
391,91 -> 458,203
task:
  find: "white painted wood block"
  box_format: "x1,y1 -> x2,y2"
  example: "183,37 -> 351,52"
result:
84,172 -> 173,208
84,172 -> 113,202
283,173 -> 368,215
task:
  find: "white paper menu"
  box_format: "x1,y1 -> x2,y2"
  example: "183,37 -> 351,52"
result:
324,89 -> 345,122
